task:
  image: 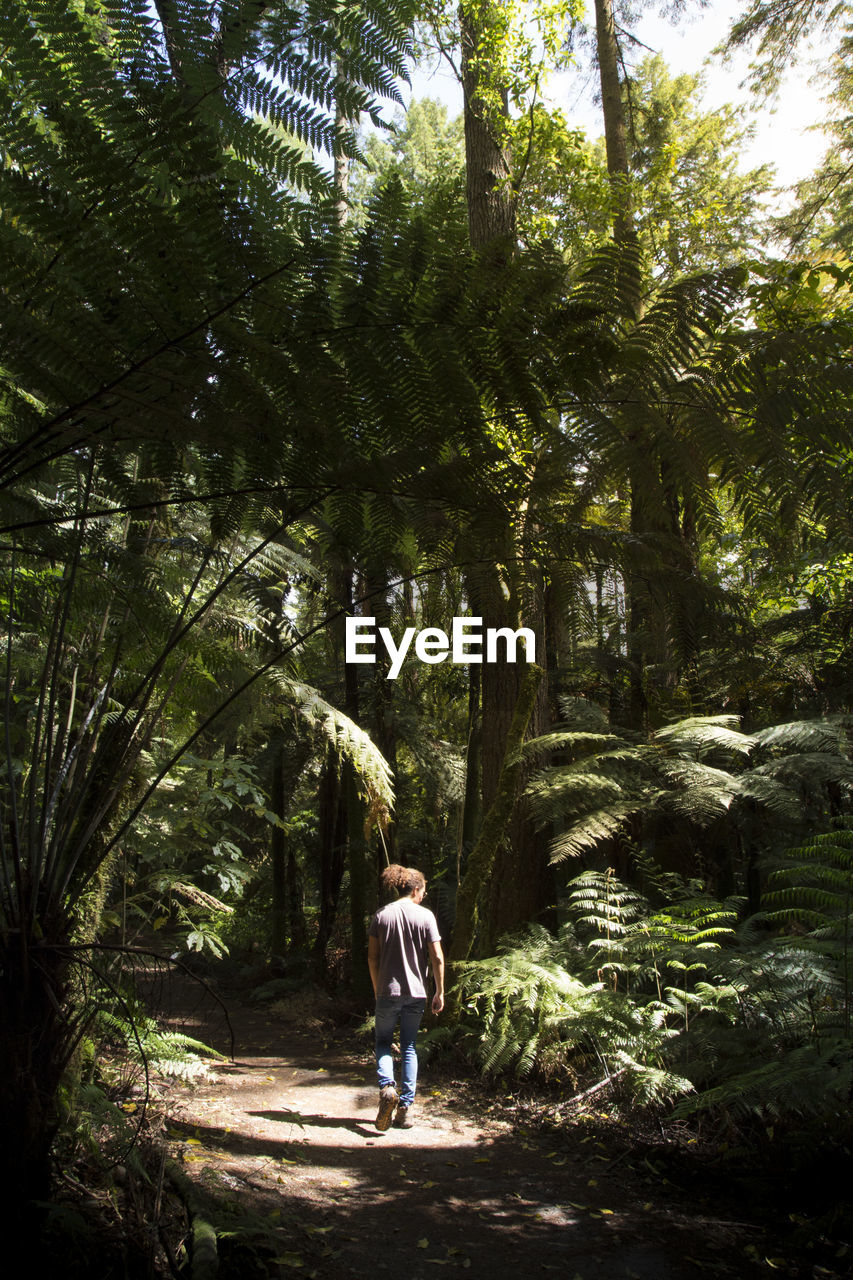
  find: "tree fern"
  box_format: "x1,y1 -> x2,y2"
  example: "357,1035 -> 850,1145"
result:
527,706 -> 853,896
452,920 -> 690,1103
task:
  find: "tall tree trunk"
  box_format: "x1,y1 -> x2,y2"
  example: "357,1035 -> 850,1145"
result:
449,665 -> 543,968
593,0 -> 648,727
480,574 -> 550,953
459,6 -> 551,947
334,102 -> 349,230
594,0 -> 635,247
0,933 -> 70,1220
460,6 -> 516,254
340,571 -> 369,996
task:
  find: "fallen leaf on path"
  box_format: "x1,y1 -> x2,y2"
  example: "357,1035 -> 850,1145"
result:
304,1225 -> 334,1235
421,1180 -> 437,1189
417,1238 -> 429,1249
273,1254 -> 304,1268
473,1157 -> 491,1164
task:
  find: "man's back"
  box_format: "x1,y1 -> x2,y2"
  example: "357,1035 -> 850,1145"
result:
369,897 -> 441,998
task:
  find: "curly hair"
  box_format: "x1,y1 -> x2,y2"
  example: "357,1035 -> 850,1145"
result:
405,866 -> 426,895
380,864 -> 426,899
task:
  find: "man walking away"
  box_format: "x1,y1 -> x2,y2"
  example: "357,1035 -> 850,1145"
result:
368,864 -> 445,1131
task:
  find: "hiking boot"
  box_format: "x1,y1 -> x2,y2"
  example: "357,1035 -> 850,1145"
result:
375,1085 -> 399,1132
393,1104 -> 414,1129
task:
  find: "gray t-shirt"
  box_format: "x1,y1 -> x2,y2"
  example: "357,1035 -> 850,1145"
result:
369,897 -> 441,999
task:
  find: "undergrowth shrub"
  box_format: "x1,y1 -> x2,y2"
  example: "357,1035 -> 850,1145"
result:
452,832 -> 853,1133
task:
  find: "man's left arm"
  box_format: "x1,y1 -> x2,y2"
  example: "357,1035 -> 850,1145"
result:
428,939 -> 444,1014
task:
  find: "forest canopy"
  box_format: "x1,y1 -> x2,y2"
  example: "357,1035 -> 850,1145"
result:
3,0 -> 853,1241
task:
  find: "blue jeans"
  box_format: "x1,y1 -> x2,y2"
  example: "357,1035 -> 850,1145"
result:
374,996 -> 426,1107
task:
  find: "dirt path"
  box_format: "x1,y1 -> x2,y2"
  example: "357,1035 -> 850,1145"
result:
158,989 -> 785,1280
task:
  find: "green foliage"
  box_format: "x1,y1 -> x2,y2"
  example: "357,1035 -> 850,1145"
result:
514,57 -> 774,276
419,0 -> 581,119
7,0 -> 853,1211
780,31 -> 853,254
453,917 -> 691,1103
455,840 -> 853,1134
526,708 -> 853,889
724,0 -> 850,94
98,1007 -> 226,1082
628,57 -> 774,279
349,97 -> 465,216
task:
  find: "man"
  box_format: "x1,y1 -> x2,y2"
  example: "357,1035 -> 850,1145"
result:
367,864 -> 445,1131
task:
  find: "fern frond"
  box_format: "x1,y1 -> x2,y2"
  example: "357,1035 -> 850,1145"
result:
269,674 -> 394,815
653,715 -> 756,760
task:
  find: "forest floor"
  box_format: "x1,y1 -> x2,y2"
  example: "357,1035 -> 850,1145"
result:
127,974 -> 850,1280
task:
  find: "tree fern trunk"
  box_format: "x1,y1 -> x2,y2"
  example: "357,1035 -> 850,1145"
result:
0,931 -> 70,1219
287,846 -> 307,952
460,663 -> 483,856
271,744 -> 288,958
313,746 -> 346,977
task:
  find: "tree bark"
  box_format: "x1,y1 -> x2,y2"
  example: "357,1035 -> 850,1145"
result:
460,663 -> 482,856
460,6 -> 516,254
313,745 -> 347,976
449,664 -> 544,967
593,0 -> 649,728
458,5 -> 551,947
594,0 -> 635,247
271,745 -> 288,958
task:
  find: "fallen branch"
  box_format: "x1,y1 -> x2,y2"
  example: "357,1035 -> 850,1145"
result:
564,1067 -> 629,1108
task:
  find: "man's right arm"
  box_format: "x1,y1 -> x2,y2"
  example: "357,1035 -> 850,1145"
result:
368,934 -> 381,997
428,939 -> 445,1014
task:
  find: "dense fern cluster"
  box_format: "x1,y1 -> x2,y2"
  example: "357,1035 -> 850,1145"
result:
454,848 -> 853,1130
525,704 -> 853,897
